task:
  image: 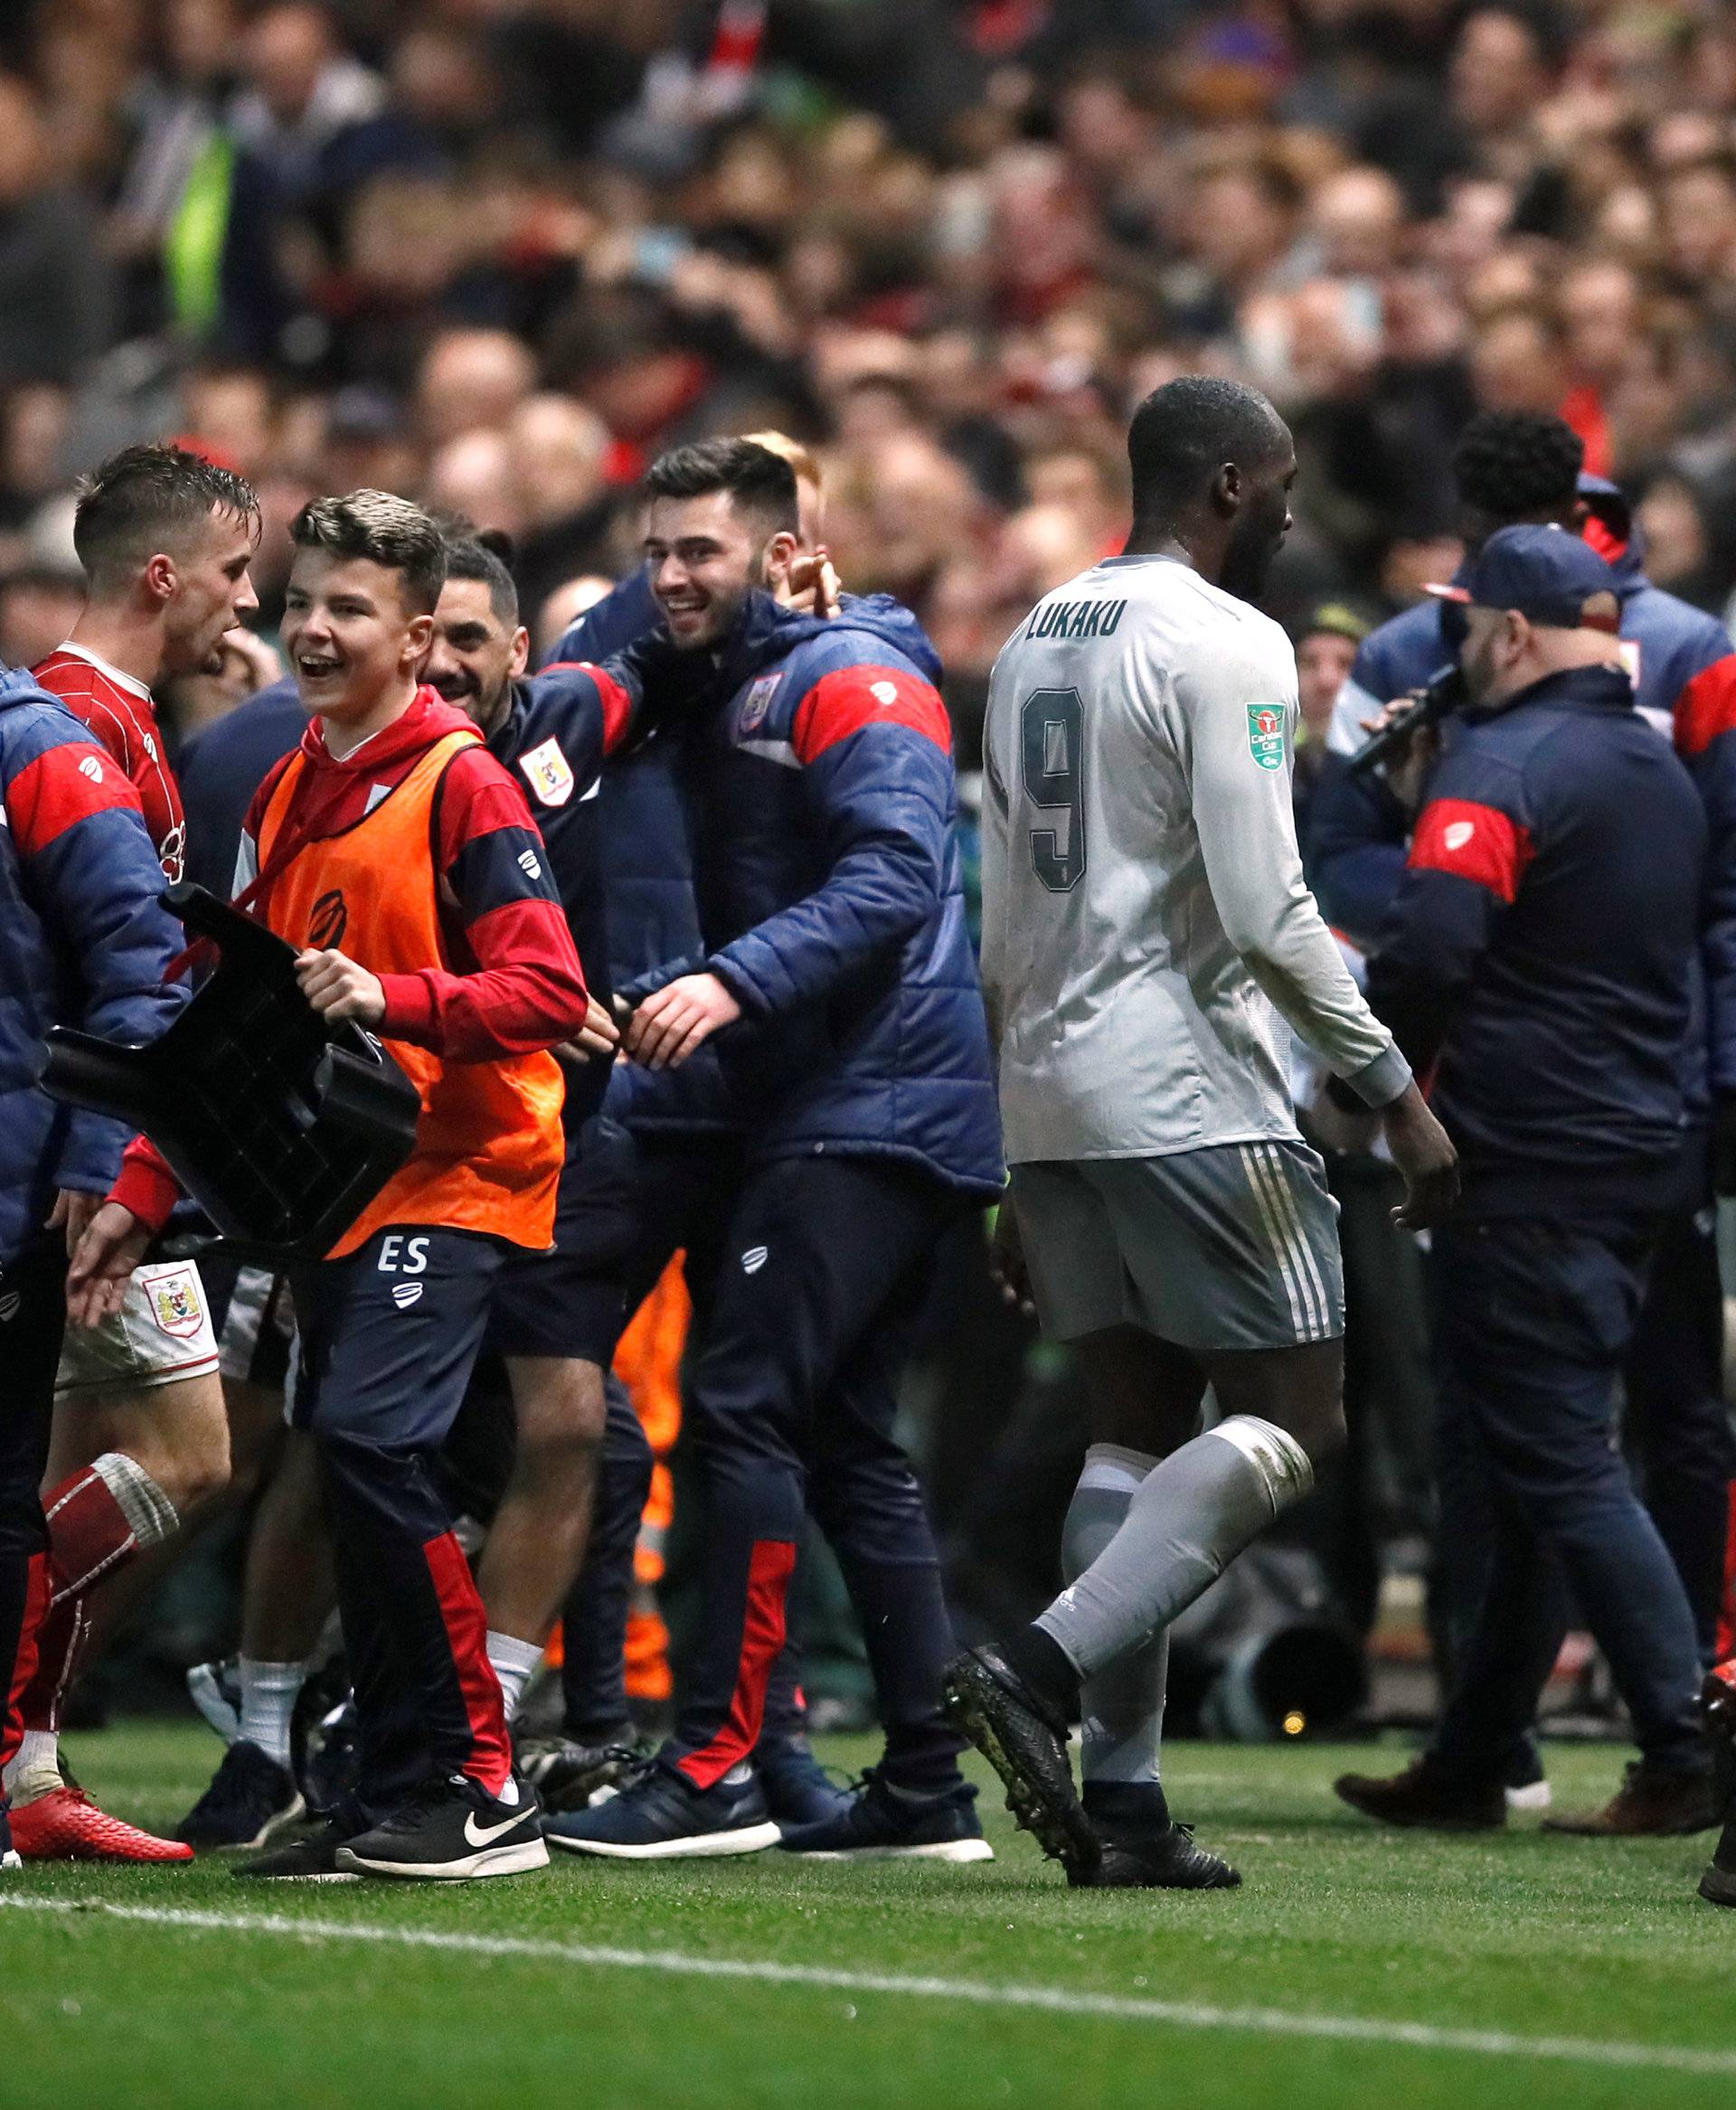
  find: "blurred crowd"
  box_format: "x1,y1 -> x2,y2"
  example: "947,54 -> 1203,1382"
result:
7,0 -> 1736,760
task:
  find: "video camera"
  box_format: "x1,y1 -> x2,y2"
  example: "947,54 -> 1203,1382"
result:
1346,666 -> 1466,780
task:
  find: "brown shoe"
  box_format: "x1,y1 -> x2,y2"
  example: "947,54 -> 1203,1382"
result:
1334,1757 -> 1505,1832
1543,1761 -> 1719,1837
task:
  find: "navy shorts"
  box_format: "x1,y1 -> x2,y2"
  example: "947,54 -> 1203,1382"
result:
290,1227 -> 505,1449
486,1117 -> 636,1365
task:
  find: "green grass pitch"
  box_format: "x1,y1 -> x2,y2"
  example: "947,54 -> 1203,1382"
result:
3,1721 -> 1733,2109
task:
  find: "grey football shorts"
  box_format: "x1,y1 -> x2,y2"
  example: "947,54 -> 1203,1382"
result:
1010,1137 -> 1344,1353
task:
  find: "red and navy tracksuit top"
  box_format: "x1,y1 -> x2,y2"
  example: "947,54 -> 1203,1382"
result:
1367,664 -> 1706,1219
0,668 -> 185,1269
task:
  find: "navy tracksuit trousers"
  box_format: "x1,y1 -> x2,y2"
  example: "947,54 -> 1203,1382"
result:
665,1153 -> 968,1795
1427,1214 -> 1709,1782
292,1226 -> 514,1825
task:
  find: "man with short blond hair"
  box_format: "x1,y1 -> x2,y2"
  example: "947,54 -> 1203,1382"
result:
11,442 -> 259,1865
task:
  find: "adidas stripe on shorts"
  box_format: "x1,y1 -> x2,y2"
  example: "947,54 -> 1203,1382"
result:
1010,1138 -> 1344,1352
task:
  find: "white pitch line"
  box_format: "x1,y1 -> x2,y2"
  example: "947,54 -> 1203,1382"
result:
3,1894 -> 1733,2077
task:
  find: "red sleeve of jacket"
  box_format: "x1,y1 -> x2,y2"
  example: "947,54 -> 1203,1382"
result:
110,1135 -> 182,1233
375,744 -> 589,1060
538,660 -> 636,757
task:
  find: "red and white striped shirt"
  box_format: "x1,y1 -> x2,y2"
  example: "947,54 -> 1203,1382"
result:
33,643 -> 186,881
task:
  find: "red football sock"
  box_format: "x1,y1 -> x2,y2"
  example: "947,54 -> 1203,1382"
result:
2,1551 -> 50,1775
15,1468 -> 141,1734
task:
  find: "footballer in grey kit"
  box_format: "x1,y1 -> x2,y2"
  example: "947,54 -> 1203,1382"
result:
946,377 -> 1458,1889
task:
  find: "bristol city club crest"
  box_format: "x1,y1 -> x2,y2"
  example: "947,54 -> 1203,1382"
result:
1247,705 -> 1287,771
520,737 -> 575,807
147,1267 -> 204,1341
739,674 -> 782,735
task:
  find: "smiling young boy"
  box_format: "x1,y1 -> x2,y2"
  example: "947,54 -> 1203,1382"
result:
69,492 -> 589,1881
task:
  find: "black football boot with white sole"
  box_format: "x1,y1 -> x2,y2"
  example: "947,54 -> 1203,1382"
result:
516,1734 -> 649,1813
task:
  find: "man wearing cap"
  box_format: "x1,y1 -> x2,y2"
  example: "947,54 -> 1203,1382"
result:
1334,526 -> 1719,1838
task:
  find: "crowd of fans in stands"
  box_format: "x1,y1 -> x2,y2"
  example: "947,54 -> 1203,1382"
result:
5,0 -> 1736,758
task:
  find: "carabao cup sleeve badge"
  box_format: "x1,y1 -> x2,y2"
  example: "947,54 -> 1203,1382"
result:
1247,705 -> 1287,771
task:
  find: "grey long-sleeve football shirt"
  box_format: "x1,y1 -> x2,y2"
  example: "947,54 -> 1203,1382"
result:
980,553 -> 1411,1164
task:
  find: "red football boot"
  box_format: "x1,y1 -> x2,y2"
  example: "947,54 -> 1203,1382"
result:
11,1785 -> 193,1862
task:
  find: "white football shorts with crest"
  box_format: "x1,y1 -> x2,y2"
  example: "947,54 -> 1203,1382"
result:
55,1260 -> 220,1397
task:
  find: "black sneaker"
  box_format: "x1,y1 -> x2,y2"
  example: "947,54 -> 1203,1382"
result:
232,1817 -> 357,1882
1699,1817 -> 1736,1907
516,1735 -> 648,1813
542,1759 -> 780,1860
757,1739 -> 854,1831
942,1644 -> 1098,1871
778,1768 -> 993,1861
178,1741 -> 305,1851
336,1775 -> 549,1881
1070,1784 -> 1240,1890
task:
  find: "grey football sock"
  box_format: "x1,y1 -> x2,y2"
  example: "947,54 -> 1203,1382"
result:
1062,1445 -> 1167,1786
1036,1417 -> 1313,1681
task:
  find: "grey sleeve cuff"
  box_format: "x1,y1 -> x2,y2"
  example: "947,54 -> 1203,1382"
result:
1342,1041 -> 1412,1109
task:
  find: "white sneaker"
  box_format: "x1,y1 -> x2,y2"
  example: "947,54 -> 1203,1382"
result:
1505,1777 -> 1552,1813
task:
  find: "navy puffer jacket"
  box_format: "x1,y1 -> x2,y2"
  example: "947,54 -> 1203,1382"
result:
624,593 -> 1005,1197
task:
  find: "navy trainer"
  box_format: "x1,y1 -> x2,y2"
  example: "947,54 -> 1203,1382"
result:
756,1739 -> 854,1829
778,1769 -> 993,1861
542,1759 -> 781,1860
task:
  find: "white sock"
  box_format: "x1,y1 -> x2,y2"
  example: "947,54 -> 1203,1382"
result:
238,1658 -> 305,1770
3,1728 -> 61,1804
486,1631 -> 543,1726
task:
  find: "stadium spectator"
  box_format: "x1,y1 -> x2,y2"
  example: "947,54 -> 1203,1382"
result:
0,71 -> 116,385
15,0 -> 1736,651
